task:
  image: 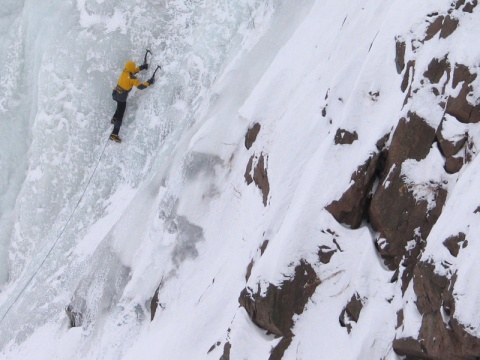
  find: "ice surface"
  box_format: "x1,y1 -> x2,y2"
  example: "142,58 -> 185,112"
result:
0,0 -> 288,357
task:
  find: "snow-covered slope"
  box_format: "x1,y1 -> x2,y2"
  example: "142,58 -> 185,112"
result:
1,0 -> 480,359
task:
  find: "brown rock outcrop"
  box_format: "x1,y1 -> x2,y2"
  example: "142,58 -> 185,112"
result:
401,60 -> 415,93
325,152 -> 381,229
339,293 -> 364,334
394,261 -> 480,359
245,153 -> 270,206
436,126 -> 467,159
334,128 -> 358,145
369,114 -> 446,278
318,245 -> 336,264
383,113 -> 437,168
239,260 -> 320,337
395,38 -> 406,74
245,123 -> 261,150
219,342 -> 231,360
424,56 -> 450,85
424,16 -> 444,41
445,155 -> 464,174
239,260 -> 320,356
424,13 -> 459,42
269,337 -> 293,360
446,64 -> 480,123
443,232 -> 468,257
463,0 -> 478,13
440,15 -> 459,39
326,114 -> 449,288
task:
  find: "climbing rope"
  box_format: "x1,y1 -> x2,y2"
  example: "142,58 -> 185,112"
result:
0,137 -> 110,325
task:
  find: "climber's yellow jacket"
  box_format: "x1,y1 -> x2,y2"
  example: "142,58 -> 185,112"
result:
112,61 -> 150,102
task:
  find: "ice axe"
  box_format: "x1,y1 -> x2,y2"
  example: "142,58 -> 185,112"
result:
148,65 -> 162,85
152,65 -> 162,78
143,49 -> 152,66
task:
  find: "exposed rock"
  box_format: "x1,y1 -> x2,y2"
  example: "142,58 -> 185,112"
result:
424,16 -> 444,41
424,56 -> 450,85
150,286 -> 160,321
446,64 -> 480,123
269,337 -> 293,360
207,341 -> 221,354
239,260 -> 320,338
395,38 -> 406,74
245,259 -> 254,281
399,237 -> 425,294
465,139 -> 476,163
393,336 -> 429,359
403,85 -> 413,107
260,239 -> 269,255
333,238 -> 343,252
318,245 -> 336,264
245,156 -> 254,185
219,342 -> 231,360
440,15 -> 459,38
436,116 -> 467,174
445,155 -> 464,174
443,232 -> 467,257
369,114 -> 444,271
245,123 -> 261,150
326,152 -> 380,229
436,125 -> 467,158
398,185 -> 447,293
463,0 -> 478,13
376,132 -> 391,151
390,269 -> 399,283
246,240 -> 270,281
339,293 -> 364,333
245,153 -> 270,206
369,91 -> 380,102
422,187 -> 448,241
454,0 -> 467,10
401,60 -> 415,93
452,64 -> 476,89
384,113 -> 437,168
395,261 -> 480,359
396,309 -> 404,329
254,154 -> 270,206
395,262 -> 456,359
334,128 -> 358,145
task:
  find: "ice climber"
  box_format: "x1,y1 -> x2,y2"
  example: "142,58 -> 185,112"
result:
110,61 -> 155,143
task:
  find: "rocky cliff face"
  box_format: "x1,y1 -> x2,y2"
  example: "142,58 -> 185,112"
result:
235,1 -> 480,358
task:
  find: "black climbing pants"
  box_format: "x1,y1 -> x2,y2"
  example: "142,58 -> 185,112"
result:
112,101 -> 126,135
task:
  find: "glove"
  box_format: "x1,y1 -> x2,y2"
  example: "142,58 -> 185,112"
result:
148,77 -> 155,85
139,64 -> 149,70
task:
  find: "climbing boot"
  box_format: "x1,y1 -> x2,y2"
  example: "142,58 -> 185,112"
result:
109,134 -> 122,143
